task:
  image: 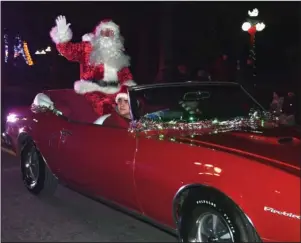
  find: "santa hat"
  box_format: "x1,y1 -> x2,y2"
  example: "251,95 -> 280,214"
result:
94,19 -> 120,37
115,86 -> 129,103
115,93 -> 128,103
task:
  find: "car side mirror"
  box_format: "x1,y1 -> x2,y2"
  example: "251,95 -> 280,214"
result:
31,93 -> 63,116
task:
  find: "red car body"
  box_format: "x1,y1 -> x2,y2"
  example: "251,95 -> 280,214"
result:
5,83 -> 301,242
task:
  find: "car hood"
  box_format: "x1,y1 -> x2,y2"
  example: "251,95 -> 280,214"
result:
173,126 -> 301,176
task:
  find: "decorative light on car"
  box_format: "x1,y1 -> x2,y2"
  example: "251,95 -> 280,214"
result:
130,113 -> 277,135
189,116 -> 195,121
212,118 -> 219,124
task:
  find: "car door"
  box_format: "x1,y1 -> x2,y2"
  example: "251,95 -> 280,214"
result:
56,120 -> 141,211
31,112 -> 66,176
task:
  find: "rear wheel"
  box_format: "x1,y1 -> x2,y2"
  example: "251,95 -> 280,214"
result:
184,206 -> 236,242
21,141 -> 58,196
179,193 -> 261,242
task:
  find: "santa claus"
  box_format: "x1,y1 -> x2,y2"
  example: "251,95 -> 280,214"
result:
36,15 -> 136,117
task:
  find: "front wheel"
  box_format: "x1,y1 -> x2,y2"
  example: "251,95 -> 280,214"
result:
21,142 -> 58,196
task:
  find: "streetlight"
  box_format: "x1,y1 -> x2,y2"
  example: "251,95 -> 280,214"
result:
241,8 -> 265,78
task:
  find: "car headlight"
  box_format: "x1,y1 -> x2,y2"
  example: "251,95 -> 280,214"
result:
6,113 -> 18,123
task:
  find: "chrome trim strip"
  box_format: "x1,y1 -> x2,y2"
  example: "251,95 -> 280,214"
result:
130,81 -> 239,92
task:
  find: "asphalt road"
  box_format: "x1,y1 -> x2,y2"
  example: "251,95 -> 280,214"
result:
1,150 -> 177,242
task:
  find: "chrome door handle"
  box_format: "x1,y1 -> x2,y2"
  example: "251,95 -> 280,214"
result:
60,129 -> 72,136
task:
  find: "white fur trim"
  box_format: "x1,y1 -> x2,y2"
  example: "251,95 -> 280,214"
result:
33,93 -> 54,109
50,26 -> 73,44
123,80 -> 136,86
115,93 -> 128,103
82,33 -> 94,42
103,63 -> 118,81
95,21 -> 120,37
74,80 -> 121,95
94,114 -> 111,125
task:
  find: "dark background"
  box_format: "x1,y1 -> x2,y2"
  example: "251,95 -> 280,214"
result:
1,1 -> 301,118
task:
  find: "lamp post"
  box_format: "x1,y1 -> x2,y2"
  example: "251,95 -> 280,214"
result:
242,8 -> 265,78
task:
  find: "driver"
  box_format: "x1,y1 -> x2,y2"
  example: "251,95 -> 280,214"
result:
94,91 -> 131,128
179,100 -> 202,115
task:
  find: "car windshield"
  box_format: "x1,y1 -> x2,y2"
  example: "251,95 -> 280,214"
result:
130,83 -> 264,122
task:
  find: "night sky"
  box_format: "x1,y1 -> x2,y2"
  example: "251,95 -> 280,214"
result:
2,1 -> 301,86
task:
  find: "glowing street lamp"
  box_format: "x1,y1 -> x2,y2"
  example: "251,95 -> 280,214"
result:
248,8 -> 258,17
241,8 -> 265,77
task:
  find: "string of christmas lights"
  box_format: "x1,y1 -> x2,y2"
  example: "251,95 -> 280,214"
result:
4,34 -> 34,65
4,34 -> 9,63
14,35 -> 27,63
23,41 -> 34,65
14,35 -> 21,58
130,110 -> 277,135
250,35 -> 256,77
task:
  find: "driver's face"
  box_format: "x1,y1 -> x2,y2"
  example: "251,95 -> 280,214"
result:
117,98 -> 130,118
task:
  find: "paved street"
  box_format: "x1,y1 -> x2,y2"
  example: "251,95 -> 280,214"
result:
1,150 -> 177,242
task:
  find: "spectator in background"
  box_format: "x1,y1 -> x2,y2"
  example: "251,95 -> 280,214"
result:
211,54 -> 236,82
278,92 -> 296,126
193,68 -> 211,81
283,92 -> 296,116
270,91 -> 284,115
173,64 -> 191,82
155,62 -> 173,83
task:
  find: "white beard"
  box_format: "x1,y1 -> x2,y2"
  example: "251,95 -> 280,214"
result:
89,36 -> 130,70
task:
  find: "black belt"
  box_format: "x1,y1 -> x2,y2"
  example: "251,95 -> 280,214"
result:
92,80 -> 119,87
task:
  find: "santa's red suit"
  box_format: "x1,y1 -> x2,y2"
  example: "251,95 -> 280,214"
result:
49,16 -> 136,116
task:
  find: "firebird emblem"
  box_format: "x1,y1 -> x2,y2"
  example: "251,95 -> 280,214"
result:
264,206 -> 300,220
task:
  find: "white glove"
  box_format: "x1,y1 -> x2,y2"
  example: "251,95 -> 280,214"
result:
33,93 -> 54,109
56,15 -> 71,35
50,15 -> 73,44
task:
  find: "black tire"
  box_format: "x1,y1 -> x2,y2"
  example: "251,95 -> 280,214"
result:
179,193 -> 260,242
21,141 -> 58,196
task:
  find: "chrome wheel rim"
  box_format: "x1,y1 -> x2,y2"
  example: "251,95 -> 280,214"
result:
189,212 -> 234,242
24,149 -> 39,188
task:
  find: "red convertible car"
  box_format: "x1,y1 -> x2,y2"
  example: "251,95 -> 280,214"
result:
4,82 -> 300,242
